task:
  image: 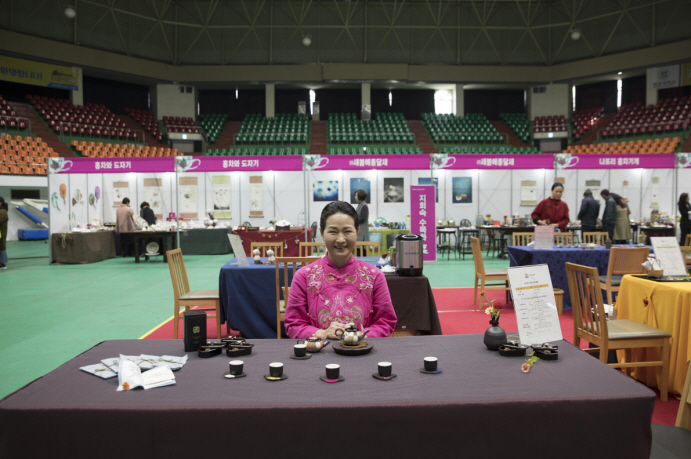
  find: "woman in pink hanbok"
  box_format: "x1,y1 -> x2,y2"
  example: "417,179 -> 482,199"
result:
284,202 -> 397,339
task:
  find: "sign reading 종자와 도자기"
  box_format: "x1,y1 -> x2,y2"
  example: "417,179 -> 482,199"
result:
0,55 -> 80,91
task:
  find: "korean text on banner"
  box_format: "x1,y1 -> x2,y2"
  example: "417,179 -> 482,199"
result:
0,55 -> 80,91
410,186 -> 436,262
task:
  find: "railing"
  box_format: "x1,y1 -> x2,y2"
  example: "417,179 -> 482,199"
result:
0,116 -> 32,135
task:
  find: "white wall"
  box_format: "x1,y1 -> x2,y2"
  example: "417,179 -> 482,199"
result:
528,84 -> 570,119
153,84 -> 196,120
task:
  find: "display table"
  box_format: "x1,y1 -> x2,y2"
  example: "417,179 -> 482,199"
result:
127,231 -> 177,263
0,336 -> 655,458
219,258 -> 441,338
179,227 -> 232,255
508,244 -> 649,309
616,275 -> 691,396
51,231 -> 116,264
639,225 -> 675,244
233,229 -> 311,257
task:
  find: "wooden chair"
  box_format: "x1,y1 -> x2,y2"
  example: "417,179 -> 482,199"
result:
565,262 -> 671,401
583,232 -> 609,245
685,234 -> 691,247
354,241 -> 381,257
554,232 -> 573,245
275,257 -> 316,338
512,233 -> 534,246
470,237 -> 509,307
299,241 -> 326,257
680,245 -> 691,273
250,242 -> 283,257
600,247 -> 649,305
167,248 -> 221,339
650,358 -> 691,457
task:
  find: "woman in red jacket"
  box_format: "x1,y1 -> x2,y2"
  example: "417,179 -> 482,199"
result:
532,183 -> 570,233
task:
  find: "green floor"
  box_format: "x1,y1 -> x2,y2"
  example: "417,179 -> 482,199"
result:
0,240 -> 509,399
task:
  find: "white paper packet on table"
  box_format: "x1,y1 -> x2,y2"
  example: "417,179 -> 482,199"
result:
80,363 -> 117,379
153,355 -> 188,371
117,356 -> 176,391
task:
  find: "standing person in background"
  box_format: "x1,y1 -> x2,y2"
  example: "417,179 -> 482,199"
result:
531,183 -> 570,233
355,189 -> 369,256
0,197 -> 8,270
611,193 -> 632,244
115,198 -> 136,256
577,189 -> 600,240
600,190 -> 617,241
140,202 -> 156,226
679,193 -> 691,246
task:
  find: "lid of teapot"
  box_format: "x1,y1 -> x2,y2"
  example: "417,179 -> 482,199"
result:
345,322 -> 358,332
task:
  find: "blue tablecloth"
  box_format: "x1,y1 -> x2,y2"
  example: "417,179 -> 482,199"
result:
507,245 -> 650,309
219,257 -> 380,338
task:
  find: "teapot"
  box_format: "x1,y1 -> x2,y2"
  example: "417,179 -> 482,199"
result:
335,323 -> 370,346
297,335 -> 330,353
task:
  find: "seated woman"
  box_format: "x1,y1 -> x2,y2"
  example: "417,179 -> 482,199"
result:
284,201 -> 397,339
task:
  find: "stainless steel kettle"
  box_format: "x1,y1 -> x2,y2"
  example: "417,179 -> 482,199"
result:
395,233 -> 424,276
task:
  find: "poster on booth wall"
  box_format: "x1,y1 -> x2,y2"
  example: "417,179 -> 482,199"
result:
384,178 -> 405,203
212,175 -> 231,219
452,177 -> 472,204
249,176 -> 263,218
410,185 -> 436,262
417,177 -> 439,203
350,178 -> 371,204
651,177 -> 660,208
178,176 -> 198,220
113,181 -> 129,207
313,181 -> 339,202
143,178 -> 163,220
520,180 -> 536,206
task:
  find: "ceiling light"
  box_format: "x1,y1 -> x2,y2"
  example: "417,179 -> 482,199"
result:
64,6 -> 76,19
618,72 -> 622,75
302,36 -> 312,47
570,29 -> 581,40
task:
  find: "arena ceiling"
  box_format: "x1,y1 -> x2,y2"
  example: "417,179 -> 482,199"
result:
1,0 -> 690,69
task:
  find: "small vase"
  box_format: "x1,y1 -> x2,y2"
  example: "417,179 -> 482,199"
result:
484,319 -> 507,351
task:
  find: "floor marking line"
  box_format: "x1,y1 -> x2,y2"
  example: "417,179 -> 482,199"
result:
139,315 -> 175,339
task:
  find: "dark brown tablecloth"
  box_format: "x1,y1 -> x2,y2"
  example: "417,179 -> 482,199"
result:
386,275 -> 442,334
0,336 -> 654,459
51,231 -> 116,264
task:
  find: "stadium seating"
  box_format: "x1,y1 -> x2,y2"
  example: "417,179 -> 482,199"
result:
72,141 -> 180,158
235,113 -> 310,145
422,113 -> 503,144
499,113 -> 531,143
27,95 -> 136,140
200,113 -> 227,144
0,134 -> 53,175
440,146 -> 540,154
0,95 -> 28,131
571,107 -> 603,140
162,115 -> 199,134
602,96 -> 691,138
564,137 -> 681,154
206,147 -> 308,156
328,112 -> 414,144
533,114 -> 567,133
126,108 -> 164,141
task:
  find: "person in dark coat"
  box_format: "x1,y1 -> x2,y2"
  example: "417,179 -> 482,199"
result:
0,197 -> 8,270
600,189 -> 617,241
140,202 -> 157,226
577,189 -> 600,240
679,193 -> 691,246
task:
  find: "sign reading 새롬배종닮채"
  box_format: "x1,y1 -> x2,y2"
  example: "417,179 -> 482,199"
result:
410,186 -> 436,262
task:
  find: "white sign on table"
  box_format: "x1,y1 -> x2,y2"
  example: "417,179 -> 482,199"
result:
651,237 -> 687,276
533,226 -> 555,250
507,264 -> 563,344
228,234 -> 249,267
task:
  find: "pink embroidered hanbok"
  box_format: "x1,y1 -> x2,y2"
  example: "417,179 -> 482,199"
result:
284,256 -> 397,339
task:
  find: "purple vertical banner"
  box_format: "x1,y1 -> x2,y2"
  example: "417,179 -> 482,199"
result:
410,185 -> 436,262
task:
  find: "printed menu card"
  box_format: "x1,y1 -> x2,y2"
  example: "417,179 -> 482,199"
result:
651,237 -> 687,276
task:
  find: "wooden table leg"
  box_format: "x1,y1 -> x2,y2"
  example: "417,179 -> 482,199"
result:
162,235 -> 168,263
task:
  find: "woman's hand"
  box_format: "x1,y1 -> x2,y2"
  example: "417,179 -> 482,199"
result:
314,321 -> 350,340
537,220 -> 548,226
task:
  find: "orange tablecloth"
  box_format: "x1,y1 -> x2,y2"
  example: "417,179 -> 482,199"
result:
616,275 -> 691,396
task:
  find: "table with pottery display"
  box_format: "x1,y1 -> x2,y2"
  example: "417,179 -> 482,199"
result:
129,230 -> 177,263
638,225 -> 675,244
480,225 -> 534,258
178,227 -> 233,255
233,229 -> 312,257
0,335 -> 655,459
51,230 -> 116,264
219,258 -> 441,339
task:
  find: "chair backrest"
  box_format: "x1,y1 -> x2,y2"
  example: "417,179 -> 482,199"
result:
680,246 -> 691,270
299,242 -> 326,257
565,262 -> 608,344
354,241 -> 381,257
275,257 -> 317,337
554,232 -> 573,245
686,234 -> 691,247
251,242 -> 284,257
676,355 -> 691,430
583,232 -> 609,244
607,247 -> 649,276
470,237 -> 485,276
512,233 -> 534,246
166,248 -> 190,299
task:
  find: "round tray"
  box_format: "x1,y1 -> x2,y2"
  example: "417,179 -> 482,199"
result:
332,341 -> 374,356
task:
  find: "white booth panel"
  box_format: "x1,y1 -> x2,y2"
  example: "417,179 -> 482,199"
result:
101,173 -> 138,224
677,168 -> 691,220
48,173 -> 71,233
610,169 -> 643,222
641,169 -> 675,219
446,169 -> 479,224
68,174 -> 89,225
275,171 -> 306,226
86,174 -> 104,224
554,169 -> 578,218
512,169 -> 547,218
478,169 -> 511,222
240,171 -> 276,227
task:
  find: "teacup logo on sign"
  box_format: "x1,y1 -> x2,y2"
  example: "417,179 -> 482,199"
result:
555,153 -> 579,169
430,154 -> 456,169
303,155 -> 329,171
176,156 -> 201,172
677,153 -> 691,168
48,157 -> 73,174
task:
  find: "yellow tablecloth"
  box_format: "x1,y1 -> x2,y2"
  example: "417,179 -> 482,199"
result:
616,275 -> 691,396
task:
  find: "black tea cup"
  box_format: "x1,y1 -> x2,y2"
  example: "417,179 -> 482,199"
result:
294,344 -> 307,357
325,364 -> 340,380
378,361 -> 392,377
269,362 -> 283,378
229,360 -> 243,376
424,357 -> 438,372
